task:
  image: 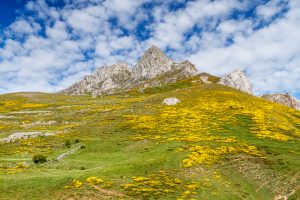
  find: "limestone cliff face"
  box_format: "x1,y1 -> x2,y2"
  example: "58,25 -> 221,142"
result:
61,62 -> 131,96
218,70 -> 253,94
132,45 -> 174,80
62,46 -> 199,96
262,94 -> 300,110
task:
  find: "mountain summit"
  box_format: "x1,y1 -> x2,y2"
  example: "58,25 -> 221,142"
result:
132,45 -> 174,80
62,46 -> 198,96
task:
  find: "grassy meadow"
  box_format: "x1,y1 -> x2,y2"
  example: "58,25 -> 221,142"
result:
0,80 -> 300,199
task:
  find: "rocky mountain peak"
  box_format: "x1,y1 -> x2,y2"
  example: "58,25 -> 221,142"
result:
132,45 -> 174,80
262,93 -> 300,110
218,69 -> 253,94
62,46 -> 200,96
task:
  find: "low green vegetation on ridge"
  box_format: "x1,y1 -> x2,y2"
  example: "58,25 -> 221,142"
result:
0,79 -> 300,200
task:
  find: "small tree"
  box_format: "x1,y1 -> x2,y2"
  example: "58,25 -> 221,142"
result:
32,154 -> 47,164
65,139 -> 71,148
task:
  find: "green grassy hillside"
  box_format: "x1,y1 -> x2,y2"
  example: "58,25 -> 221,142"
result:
1,80 -> 300,200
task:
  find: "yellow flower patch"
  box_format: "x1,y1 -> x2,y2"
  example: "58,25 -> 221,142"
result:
182,144 -> 262,168
21,103 -> 48,109
122,171 -> 200,199
65,176 -> 111,190
65,179 -> 84,189
86,176 -> 104,185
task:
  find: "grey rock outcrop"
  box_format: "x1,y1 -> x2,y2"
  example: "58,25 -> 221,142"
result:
62,62 -> 131,96
261,93 -> 300,110
199,74 -> 212,84
132,45 -> 174,80
218,70 -> 253,94
0,132 -> 55,143
56,145 -> 81,161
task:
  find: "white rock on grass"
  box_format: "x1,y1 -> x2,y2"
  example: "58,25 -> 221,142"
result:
21,121 -> 57,128
199,74 -> 212,84
56,145 -> 81,161
0,132 -> 55,143
162,97 -> 181,105
0,115 -> 16,119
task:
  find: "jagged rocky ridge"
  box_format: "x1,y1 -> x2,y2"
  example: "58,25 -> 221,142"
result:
61,46 -> 198,96
62,46 -> 300,111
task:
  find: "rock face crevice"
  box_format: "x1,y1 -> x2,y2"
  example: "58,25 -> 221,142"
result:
262,94 -> 300,110
218,69 -> 253,94
62,45 -> 198,96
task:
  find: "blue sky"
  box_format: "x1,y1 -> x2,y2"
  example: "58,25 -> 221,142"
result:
0,0 -> 299,98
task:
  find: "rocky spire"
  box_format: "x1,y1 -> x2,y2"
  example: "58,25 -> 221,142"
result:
218,69 -> 253,94
261,93 -> 300,110
132,45 -> 174,80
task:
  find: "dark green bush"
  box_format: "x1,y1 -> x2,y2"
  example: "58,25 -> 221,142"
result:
80,145 -> 86,149
32,154 -> 47,164
65,139 -> 71,148
74,139 -> 80,143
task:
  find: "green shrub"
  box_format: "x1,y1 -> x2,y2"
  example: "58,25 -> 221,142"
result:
65,139 -> 71,148
32,154 -> 47,164
74,139 -> 80,143
80,145 -> 86,149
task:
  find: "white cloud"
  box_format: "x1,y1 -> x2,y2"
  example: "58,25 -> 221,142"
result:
7,20 -> 41,36
256,0 -> 289,21
46,21 -> 68,40
0,0 -> 299,97
189,1 -> 300,94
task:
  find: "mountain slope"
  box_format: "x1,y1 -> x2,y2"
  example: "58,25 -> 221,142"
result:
1,78 -> 300,200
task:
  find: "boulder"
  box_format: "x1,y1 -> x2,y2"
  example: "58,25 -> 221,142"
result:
162,97 -> 181,105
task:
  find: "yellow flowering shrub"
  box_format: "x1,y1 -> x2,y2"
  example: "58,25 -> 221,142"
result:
21,103 -> 48,109
0,162 -> 29,175
121,86 -> 300,170
182,144 -> 262,168
121,171 -> 200,199
65,179 -> 83,189
65,176 -> 112,190
86,176 -> 104,185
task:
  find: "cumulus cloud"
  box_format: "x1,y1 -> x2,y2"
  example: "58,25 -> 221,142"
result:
0,0 -> 299,97
188,1 -> 300,94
